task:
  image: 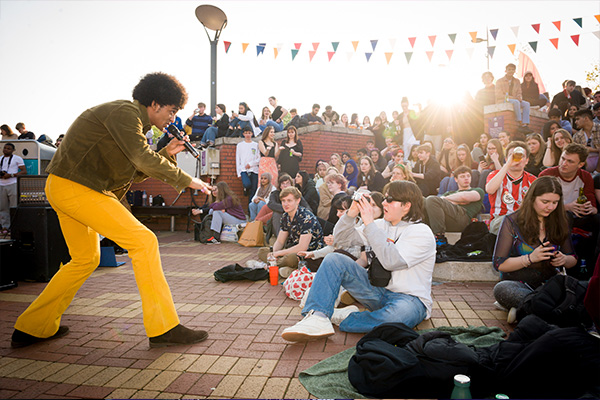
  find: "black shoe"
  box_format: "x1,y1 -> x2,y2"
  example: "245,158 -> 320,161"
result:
149,324 -> 209,348
11,326 -> 69,348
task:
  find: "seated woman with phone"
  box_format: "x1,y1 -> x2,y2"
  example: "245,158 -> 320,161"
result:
492,176 -> 577,323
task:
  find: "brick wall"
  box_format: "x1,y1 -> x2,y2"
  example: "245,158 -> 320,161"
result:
131,126 -> 373,231
484,103 -> 548,140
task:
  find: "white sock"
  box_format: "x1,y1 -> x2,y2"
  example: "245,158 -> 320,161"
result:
314,311 -> 328,319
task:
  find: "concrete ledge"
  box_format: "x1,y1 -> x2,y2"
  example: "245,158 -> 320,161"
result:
434,261 -> 500,282
484,102 -> 548,120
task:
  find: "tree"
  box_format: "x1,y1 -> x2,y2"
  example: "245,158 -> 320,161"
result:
585,62 -> 599,92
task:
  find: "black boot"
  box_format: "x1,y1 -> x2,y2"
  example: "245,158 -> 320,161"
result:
11,326 -> 69,348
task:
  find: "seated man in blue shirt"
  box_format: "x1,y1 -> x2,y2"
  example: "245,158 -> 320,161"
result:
185,102 -> 213,141
302,104 -> 325,125
258,186 -> 325,278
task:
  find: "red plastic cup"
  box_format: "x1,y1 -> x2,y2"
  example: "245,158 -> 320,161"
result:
269,266 -> 279,285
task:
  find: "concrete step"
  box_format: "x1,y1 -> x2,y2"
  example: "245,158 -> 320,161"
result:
434,260 -> 499,282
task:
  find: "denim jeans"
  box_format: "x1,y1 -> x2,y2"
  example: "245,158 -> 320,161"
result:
303,252 -> 427,333
249,200 -> 266,221
507,99 -> 530,124
240,171 -> 258,204
201,126 -> 218,145
259,120 -> 284,132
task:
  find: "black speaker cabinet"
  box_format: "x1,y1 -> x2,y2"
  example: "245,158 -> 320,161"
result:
10,207 -> 71,282
0,239 -> 17,290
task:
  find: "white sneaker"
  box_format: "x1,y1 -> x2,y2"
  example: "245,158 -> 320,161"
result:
281,310 -> 335,342
330,306 -> 359,326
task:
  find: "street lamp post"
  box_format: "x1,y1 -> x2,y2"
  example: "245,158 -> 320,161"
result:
195,5 -> 227,117
472,27 -> 490,71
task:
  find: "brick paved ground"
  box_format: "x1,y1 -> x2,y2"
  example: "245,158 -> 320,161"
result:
0,231 -> 512,399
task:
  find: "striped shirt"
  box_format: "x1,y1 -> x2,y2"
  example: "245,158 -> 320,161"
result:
487,170 -> 537,219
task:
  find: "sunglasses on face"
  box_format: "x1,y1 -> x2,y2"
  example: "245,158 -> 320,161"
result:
383,195 -> 403,203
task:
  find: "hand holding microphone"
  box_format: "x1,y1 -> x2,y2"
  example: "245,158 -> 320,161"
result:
166,124 -> 200,158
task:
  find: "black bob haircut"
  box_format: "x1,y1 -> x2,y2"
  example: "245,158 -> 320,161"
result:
132,72 -> 188,110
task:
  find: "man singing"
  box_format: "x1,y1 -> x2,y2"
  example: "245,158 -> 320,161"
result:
12,72 -> 212,348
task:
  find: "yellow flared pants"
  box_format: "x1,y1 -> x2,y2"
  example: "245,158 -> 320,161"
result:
14,174 -> 179,338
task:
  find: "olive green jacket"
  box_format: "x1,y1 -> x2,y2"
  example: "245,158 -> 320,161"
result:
47,100 -> 192,198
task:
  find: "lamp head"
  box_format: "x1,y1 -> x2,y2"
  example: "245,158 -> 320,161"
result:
195,5 -> 227,31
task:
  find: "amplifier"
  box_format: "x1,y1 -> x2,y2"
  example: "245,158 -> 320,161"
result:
17,175 -> 49,207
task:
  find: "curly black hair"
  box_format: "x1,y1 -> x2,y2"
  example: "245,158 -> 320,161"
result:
132,72 -> 188,109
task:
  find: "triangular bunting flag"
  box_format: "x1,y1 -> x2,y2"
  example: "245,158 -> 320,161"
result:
445,49 -> 453,61
596,15 -> 600,24
552,21 -> 561,31
448,33 -> 456,44
309,50 -> 316,62
327,51 -> 335,62
365,52 -> 372,62
531,23 -> 540,34
465,48 -> 474,59
469,31 -> 477,42
487,46 -> 496,58
511,26 -> 520,37
593,31 -> 600,40
346,51 -> 353,61
352,41 -> 359,52
370,40 -> 378,51
242,43 -> 249,53
426,51 -> 434,62
312,42 -> 320,51
428,35 -> 436,47
257,43 -> 266,56
571,34 -> 580,46
549,38 -> 559,49
529,41 -> 538,52
274,48 -> 279,59
223,41 -> 231,53
384,52 -> 393,64
389,38 -> 397,48
404,51 -> 413,64
490,29 -> 499,40
294,43 -> 302,50
408,37 -> 416,48
573,17 -> 582,28
331,42 -> 339,52
291,49 -> 299,60
507,44 -> 516,55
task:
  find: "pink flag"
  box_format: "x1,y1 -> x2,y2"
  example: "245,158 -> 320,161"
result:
517,51 -> 546,93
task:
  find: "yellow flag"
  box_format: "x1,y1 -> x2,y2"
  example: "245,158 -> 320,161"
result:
469,31 -> 477,42
352,41 -> 359,52
242,43 -> 249,53
274,48 -> 279,59
384,52 -> 393,64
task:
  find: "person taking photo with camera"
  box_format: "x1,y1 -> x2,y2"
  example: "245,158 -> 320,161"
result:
281,180 -> 435,342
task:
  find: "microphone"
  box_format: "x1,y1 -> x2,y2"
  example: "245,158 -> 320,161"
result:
167,124 -> 200,159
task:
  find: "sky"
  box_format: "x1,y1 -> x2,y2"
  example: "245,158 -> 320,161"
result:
1,0 -> 599,141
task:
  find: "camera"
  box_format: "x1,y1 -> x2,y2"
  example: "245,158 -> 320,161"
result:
352,189 -> 371,202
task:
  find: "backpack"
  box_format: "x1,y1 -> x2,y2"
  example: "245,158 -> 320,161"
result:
284,115 -> 308,130
194,215 -> 214,243
213,263 -> 268,282
516,273 -> 592,329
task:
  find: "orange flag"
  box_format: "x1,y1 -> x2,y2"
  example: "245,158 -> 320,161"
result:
312,42 -> 320,51
352,41 -> 359,51
469,31 -> 477,42
596,15 -> 600,24
446,49 -> 453,61
428,35 -> 436,47
384,52 -> 393,64
309,50 -> 316,62
242,43 -> 249,53
549,38 -> 559,49
507,44 -> 516,55
552,21 -> 561,31
274,48 -> 279,59
426,51 -> 434,62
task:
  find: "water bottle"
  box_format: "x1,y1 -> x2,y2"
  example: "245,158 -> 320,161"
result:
450,374 -> 472,399
142,190 -> 147,206
148,195 -> 153,206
